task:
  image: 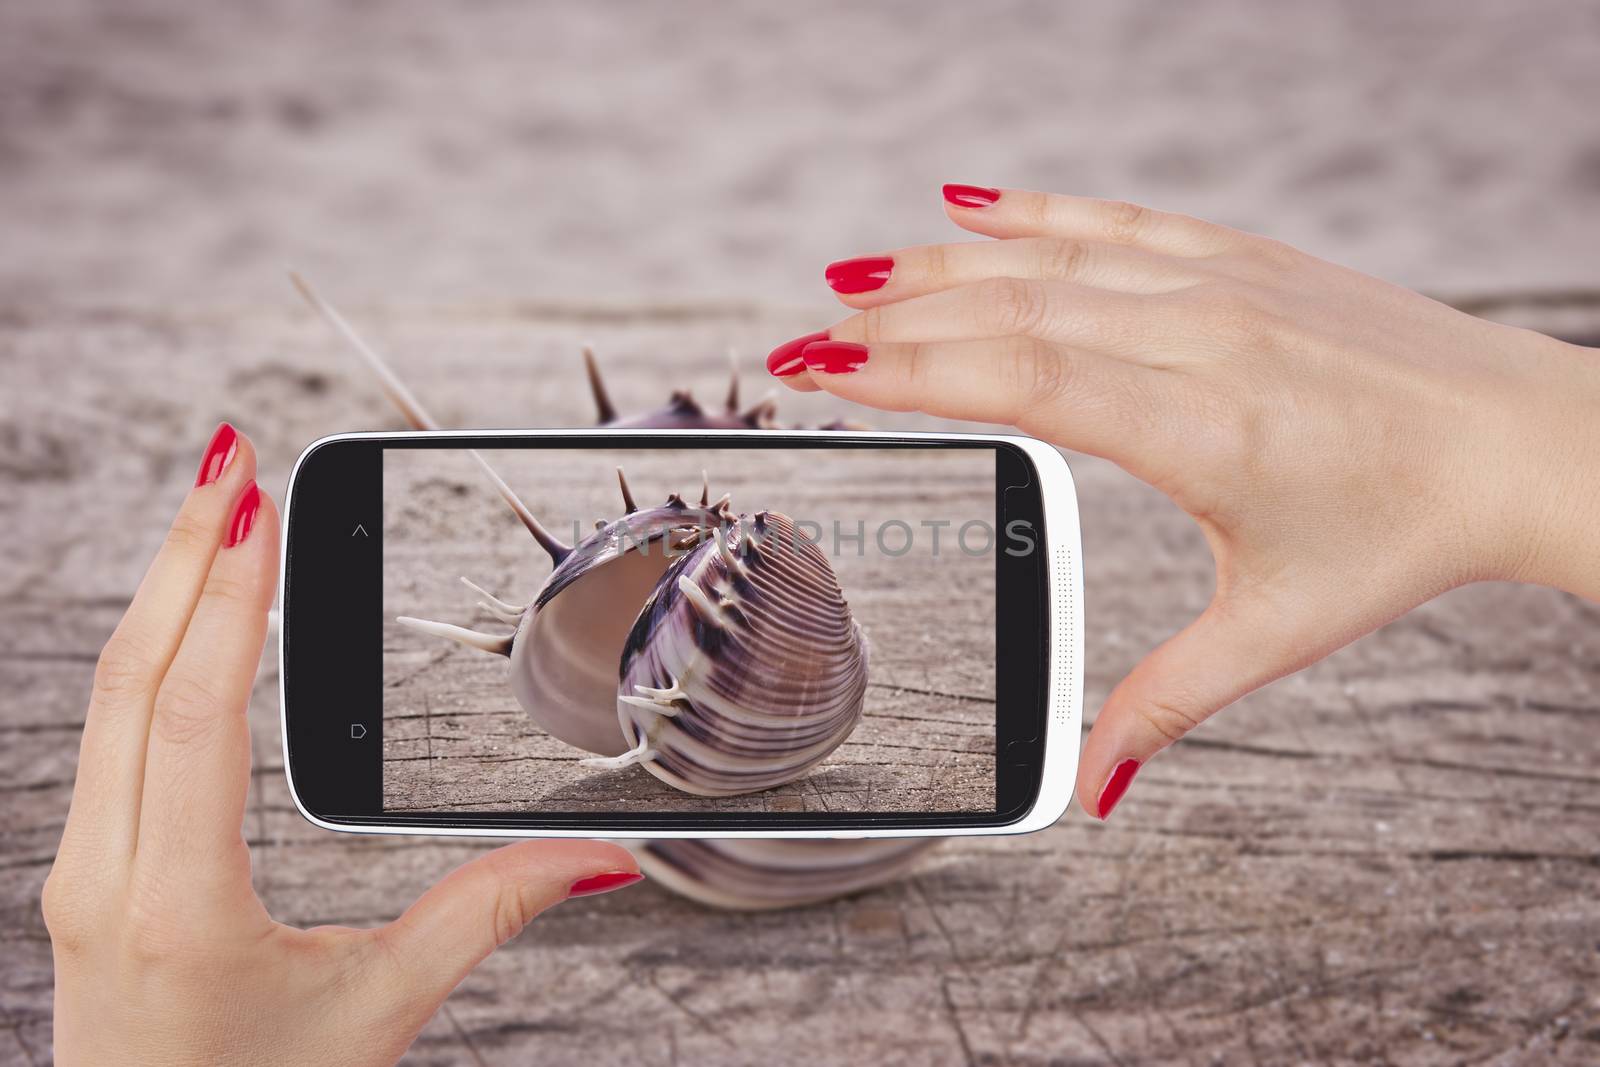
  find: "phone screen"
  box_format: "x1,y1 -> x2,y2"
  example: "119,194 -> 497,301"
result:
283,434 -> 1050,832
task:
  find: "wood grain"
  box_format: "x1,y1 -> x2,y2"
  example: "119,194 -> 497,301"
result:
4,294 -> 1597,1065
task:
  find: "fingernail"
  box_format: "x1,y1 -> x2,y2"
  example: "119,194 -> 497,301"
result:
568,871 -> 644,898
225,481 -> 261,549
825,256 -> 893,294
766,329 -> 830,377
1096,758 -> 1140,819
195,422 -> 239,487
802,340 -> 869,375
943,183 -> 1001,209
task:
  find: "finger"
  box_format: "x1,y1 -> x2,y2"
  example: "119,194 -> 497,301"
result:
134,483 -> 278,888
1076,595 -> 1305,820
793,337 -> 1167,467
807,279 -> 1170,362
766,329 -> 828,390
371,841 -> 641,1003
61,424 -> 257,867
777,372 -> 824,394
825,238 -> 1204,310
942,185 -> 1240,257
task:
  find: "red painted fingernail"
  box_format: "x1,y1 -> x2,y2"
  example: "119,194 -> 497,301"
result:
766,329 -> 830,377
568,871 -> 644,898
1096,758 -> 1140,819
802,340 -> 869,375
825,256 -> 894,294
225,481 -> 261,548
943,183 -> 1001,209
195,422 -> 239,487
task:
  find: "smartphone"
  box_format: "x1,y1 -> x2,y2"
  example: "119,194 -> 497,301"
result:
279,429 -> 1082,838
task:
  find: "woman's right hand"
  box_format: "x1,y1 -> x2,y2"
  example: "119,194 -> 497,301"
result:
769,184 -> 1600,819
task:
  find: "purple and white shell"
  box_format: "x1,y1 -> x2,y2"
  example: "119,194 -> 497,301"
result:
400,483 -> 872,797
296,273 -> 941,907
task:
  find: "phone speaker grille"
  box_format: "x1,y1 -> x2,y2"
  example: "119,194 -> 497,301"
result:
1054,544 -> 1074,729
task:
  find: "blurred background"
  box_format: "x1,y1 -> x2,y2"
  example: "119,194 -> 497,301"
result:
2,2 -> 1597,1063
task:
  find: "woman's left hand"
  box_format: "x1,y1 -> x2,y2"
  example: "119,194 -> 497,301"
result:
43,422 -> 641,1066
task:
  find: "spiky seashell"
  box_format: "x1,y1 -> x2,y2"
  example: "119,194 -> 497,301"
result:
583,511 -> 870,796
399,473 -> 870,800
297,273 -> 940,907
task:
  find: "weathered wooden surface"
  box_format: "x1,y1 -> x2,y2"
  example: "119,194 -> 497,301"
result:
382,446 -> 997,813
4,1 -> 1600,1064
5,299 -> 1599,1066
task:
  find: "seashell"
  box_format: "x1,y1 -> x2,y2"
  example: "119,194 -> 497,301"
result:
297,273 -> 941,905
402,479 -> 872,796
590,510 -> 870,796
294,275 -> 869,794
413,488 -> 742,758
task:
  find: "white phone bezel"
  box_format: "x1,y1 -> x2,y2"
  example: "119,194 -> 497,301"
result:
279,429 -> 1082,839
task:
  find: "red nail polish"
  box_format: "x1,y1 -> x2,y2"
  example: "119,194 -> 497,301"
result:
802,340 -> 869,375
225,481 -> 261,549
195,422 -> 239,487
1096,758 -> 1140,819
943,183 -> 1001,209
825,256 -> 893,294
568,871 -> 644,898
766,329 -> 830,378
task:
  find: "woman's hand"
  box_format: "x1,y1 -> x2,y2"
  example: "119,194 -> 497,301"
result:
43,423 -> 641,1066
769,184 -> 1600,820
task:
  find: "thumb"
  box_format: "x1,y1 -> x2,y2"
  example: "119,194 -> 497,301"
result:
1077,596 -> 1300,820
371,839 -> 640,1001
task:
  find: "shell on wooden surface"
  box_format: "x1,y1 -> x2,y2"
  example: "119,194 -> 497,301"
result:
296,273 -> 941,904
402,478 -> 871,796
292,276 -> 871,793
